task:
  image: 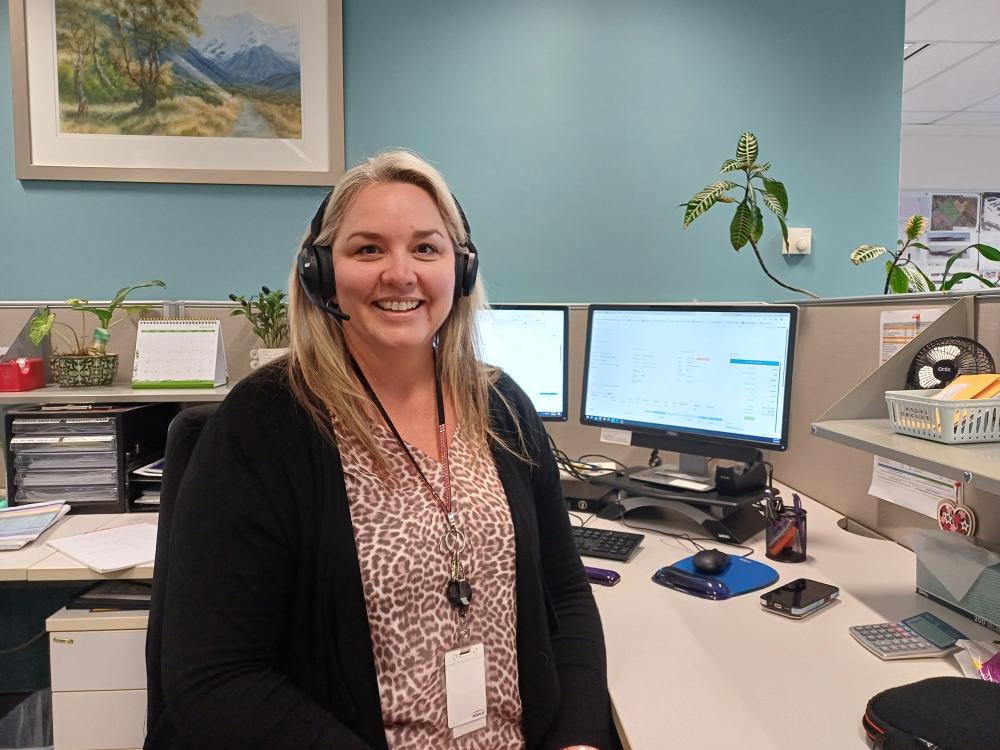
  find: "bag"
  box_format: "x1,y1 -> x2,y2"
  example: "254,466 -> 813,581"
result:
862,676 -> 1000,749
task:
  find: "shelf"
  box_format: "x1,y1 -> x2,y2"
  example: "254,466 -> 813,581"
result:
0,383 -> 231,404
811,418 -> 1000,496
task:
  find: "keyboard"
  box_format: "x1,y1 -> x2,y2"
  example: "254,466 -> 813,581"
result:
572,526 -> 644,562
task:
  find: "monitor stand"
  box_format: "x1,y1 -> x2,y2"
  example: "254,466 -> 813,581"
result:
597,493 -> 766,544
648,452 -> 714,488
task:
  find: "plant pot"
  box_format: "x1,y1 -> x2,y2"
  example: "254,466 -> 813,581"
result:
250,347 -> 289,370
51,354 -> 119,387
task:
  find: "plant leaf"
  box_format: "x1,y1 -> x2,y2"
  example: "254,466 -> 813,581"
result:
759,189 -> 785,220
970,243 -> 1000,262
736,132 -> 758,165
850,244 -> 887,264
720,159 -> 743,173
761,177 -> 789,215
901,264 -> 931,292
904,215 -> 927,241
776,215 -> 789,247
730,200 -> 754,251
682,180 -> 739,228
914,265 -> 936,292
942,248 -> 968,280
909,242 -> 929,251
750,205 -> 764,244
942,271 -> 998,291
108,280 -> 167,310
29,310 -> 55,346
888,266 -> 910,294
748,161 -> 771,177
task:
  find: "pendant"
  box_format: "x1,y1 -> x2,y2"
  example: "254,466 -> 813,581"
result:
447,579 -> 474,609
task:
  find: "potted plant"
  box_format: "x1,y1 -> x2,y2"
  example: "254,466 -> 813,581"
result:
682,132 -> 818,299
29,280 -> 166,386
228,286 -> 289,369
851,215 -> 1000,293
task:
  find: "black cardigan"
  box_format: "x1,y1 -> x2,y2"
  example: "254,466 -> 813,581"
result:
147,366 -> 612,750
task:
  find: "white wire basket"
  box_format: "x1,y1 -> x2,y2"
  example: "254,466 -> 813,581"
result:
885,389 -> 1000,444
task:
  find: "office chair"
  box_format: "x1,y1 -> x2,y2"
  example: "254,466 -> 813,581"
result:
144,403 -> 219,743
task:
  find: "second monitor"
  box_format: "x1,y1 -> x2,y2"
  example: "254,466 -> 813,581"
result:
476,304 -> 569,421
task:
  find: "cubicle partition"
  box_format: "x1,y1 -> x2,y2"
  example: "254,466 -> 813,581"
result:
4,293 -> 1000,550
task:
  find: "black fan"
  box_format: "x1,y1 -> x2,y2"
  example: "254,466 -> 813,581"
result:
906,336 -> 995,390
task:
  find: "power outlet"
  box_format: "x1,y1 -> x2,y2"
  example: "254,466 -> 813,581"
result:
783,227 -> 812,255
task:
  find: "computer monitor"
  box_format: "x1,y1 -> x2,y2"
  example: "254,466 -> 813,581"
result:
476,304 -> 569,421
581,304 -> 798,479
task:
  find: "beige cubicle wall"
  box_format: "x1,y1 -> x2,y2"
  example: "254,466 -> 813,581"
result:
768,292 -> 1000,548
4,294 -> 1000,551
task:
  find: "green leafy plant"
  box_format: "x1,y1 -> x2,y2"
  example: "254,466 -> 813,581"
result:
29,280 -> 167,355
682,132 -> 818,299
851,215 -> 1000,294
228,286 -> 289,349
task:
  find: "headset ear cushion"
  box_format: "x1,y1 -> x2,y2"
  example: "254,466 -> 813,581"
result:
298,243 -> 336,306
453,252 -> 468,302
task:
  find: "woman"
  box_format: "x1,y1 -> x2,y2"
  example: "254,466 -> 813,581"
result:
152,150 -> 612,749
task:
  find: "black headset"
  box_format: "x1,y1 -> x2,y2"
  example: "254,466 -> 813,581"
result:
296,190 -> 480,322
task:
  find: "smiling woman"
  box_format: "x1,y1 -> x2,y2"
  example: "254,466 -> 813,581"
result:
151,150 -> 616,750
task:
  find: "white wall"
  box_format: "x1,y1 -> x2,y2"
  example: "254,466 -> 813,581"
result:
900,125 -> 1000,190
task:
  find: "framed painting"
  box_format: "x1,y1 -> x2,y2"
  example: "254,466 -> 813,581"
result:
8,0 -> 344,185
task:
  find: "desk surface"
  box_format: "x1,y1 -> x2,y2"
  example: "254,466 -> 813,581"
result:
587,482 -> 998,750
0,513 -> 157,582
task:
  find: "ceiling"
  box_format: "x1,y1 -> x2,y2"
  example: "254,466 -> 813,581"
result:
903,0 -> 1000,127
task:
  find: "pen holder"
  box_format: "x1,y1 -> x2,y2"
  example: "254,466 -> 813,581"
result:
765,508 -> 807,562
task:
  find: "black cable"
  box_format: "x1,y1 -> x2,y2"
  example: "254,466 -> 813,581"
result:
577,453 -> 629,471
0,630 -> 47,656
567,511 -> 586,527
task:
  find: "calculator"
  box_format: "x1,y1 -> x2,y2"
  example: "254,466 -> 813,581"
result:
849,612 -> 967,660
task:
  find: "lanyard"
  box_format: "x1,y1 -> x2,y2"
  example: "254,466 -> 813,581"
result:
350,355 -> 474,639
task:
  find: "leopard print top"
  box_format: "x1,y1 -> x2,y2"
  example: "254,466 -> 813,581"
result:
335,419 -> 525,749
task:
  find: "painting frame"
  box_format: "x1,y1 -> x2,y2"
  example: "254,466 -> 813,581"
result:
8,0 -> 344,186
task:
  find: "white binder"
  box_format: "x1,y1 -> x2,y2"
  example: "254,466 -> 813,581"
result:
131,319 -> 228,389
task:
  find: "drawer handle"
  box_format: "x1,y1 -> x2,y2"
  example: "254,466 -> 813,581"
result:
52,637 -> 75,645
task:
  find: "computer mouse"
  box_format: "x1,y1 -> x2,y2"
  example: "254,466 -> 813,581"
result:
691,549 -> 731,575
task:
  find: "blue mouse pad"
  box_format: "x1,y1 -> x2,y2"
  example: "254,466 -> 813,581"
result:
666,555 -> 779,598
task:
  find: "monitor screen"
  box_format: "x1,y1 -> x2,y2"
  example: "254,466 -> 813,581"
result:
581,304 -> 797,455
476,305 -> 569,421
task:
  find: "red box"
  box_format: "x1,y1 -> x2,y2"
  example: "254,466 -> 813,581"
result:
0,357 -> 46,391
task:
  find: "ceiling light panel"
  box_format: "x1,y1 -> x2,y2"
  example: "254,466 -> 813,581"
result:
905,0 -> 1000,42
904,43 -> 1000,111
903,42 -> 987,90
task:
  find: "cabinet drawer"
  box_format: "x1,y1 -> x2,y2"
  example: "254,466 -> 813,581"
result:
50,629 -> 146,691
52,689 -> 146,750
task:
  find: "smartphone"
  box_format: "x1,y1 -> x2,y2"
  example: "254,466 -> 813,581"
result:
760,578 -> 839,618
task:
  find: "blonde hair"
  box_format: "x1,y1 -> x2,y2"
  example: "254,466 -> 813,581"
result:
286,149 -> 525,472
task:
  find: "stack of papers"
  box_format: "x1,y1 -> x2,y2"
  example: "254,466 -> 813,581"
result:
47,522 -> 157,573
0,500 -> 70,550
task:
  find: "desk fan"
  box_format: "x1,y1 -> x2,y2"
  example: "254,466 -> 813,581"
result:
906,336 -> 995,390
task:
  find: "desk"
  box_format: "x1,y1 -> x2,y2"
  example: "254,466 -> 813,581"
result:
587,482 -> 998,750
0,513 -> 157,582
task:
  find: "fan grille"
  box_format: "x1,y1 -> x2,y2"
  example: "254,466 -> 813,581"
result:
906,336 -> 995,390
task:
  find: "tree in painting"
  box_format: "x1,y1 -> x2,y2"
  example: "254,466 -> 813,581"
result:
54,0 -> 302,139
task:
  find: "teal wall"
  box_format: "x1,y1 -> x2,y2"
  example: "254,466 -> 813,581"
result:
0,0 -> 902,303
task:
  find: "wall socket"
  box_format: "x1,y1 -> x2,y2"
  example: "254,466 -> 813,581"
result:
783,227 -> 812,255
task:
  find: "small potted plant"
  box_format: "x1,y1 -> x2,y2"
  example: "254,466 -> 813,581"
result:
851,215 -> 1000,293
30,280 -> 166,387
228,286 -> 289,369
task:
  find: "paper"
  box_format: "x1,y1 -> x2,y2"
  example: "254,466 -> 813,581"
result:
600,428 -> 632,446
0,500 -> 69,550
47,522 -> 157,573
132,319 -> 228,388
903,528 -> 1000,602
871,308 -> 952,517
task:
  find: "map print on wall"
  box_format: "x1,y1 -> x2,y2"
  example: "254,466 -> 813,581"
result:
930,194 -> 978,231
54,0 -> 301,139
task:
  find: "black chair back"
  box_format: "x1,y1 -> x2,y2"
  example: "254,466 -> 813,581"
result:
145,404 -> 219,740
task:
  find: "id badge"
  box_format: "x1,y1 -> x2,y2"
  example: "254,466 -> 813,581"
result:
444,642 -> 487,738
